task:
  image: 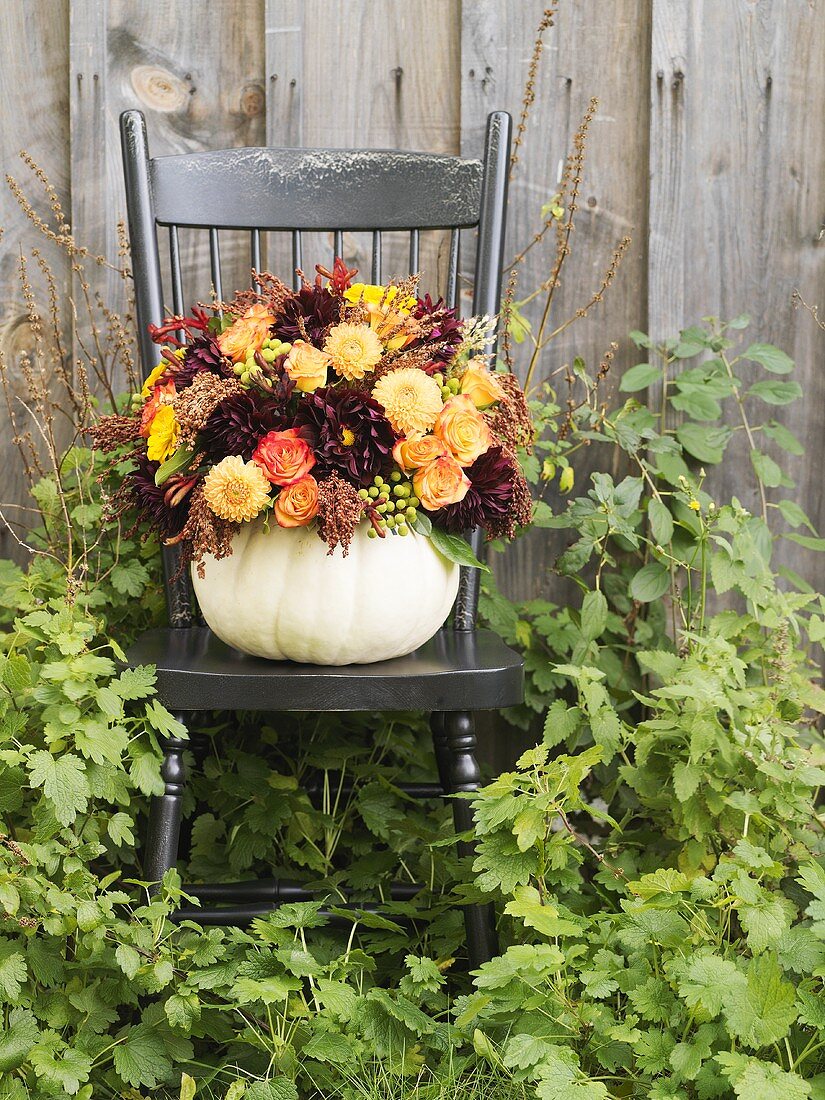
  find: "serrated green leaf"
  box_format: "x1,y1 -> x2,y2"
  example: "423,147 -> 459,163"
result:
676,422 -> 732,463
27,751 -> 90,826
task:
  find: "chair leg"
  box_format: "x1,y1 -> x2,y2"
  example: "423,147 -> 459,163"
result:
144,720 -> 189,892
443,711 -> 499,968
429,711 -> 451,793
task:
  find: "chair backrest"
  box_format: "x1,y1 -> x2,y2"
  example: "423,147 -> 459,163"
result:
120,108 -> 512,634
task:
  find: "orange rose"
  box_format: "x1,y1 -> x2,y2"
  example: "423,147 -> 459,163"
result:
252,428 -> 316,487
392,435 -> 449,473
434,394 -> 492,466
274,474 -> 319,528
217,303 -> 275,363
413,455 -> 471,511
459,363 -> 506,409
284,339 -> 330,392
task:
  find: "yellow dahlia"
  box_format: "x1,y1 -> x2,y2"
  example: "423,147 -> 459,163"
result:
146,404 -> 180,462
323,322 -> 384,380
203,455 -> 271,522
371,367 -> 443,438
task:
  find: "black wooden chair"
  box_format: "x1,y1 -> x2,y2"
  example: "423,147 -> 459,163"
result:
120,108 -> 523,968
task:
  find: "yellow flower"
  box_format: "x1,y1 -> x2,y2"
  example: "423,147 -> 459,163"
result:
146,404 -> 180,463
140,349 -> 184,398
343,283 -> 416,312
459,363 -> 506,409
343,284 -> 417,351
689,499 -> 701,512
323,322 -> 384,380
203,456 -> 271,523
372,368 -> 444,438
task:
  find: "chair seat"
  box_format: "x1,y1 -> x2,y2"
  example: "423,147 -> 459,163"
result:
126,626 -> 524,713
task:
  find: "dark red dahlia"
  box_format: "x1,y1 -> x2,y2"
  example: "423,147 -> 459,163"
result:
431,446 -> 516,533
412,295 -> 465,365
201,391 -> 291,462
294,386 -> 394,486
273,283 -> 340,345
173,335 -> 231,387
128,455 -> 192,538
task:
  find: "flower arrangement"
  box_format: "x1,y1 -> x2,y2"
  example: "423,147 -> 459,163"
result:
94,260 -> 534,574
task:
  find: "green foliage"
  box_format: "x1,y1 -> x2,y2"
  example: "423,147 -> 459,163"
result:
3,317 -> 825,1098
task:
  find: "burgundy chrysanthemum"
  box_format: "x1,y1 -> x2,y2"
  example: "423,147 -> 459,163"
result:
128,455 -> 192,538
200,391 -> 291,462
273,283 -> 341,345
431,446 -> 516,533
294,386 -> 394,486
411,295 -> 465,365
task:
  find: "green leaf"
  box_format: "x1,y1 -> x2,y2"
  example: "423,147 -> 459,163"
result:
620,362 -> 662,392
155,446 -> 196,486
763,420 -> 804,455
145,700 -> 189,739
3,654 -> 32,695
724,954 -> 797,1048
778,499 -> 816,532
411,511 -> 432,536
670,388 -> 722,421
428,526 -> 489,571
0,1009 -> 38,1072
113,665 -> 157,699
676,422 -> 732,463
747,379 -> 802,405
0,940 -> 27,1002
580,589 -> 607,642
30,1041 -> 92,1095
743,342 -> 795,374
111,559 -> 150,597
246,1081 -> 299,1100
750,450 -> 783,488
115,944 -> 141,979
27,751 -> 90,826
629,562 -> 670,603
648,498 -> 674,545
629,329 -> 653,349
113,1025 -> 171,1088
717,1052 -> 810,1100
679,955 -> 745,1016
542,701 -> 581,749
180,1074 -> 197,1100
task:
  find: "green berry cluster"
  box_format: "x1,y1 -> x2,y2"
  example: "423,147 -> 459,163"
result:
433,372 -> 461,402
359,470 -> 420,538
232,336 -> 292,387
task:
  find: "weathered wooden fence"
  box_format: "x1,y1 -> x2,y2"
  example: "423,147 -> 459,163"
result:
1,0 -> 823,594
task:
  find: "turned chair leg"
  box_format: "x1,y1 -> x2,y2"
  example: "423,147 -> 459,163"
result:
144,716 -> 189,892
429,711 -> 451,794
443,711 -> 499,968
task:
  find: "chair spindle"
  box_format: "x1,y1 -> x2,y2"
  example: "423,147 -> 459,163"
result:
409,228 -> 420,274
209,228 -> 223,314
446,229 -> 460,311
292,231 -> 303,290
371,231 -> 382,283
250,229 -> 262,290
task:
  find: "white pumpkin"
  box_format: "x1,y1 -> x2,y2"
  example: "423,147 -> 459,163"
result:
191,519 -> 460,665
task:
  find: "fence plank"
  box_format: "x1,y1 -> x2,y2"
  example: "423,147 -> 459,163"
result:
461,1 -> 653,603
265,0 -> 461,292
0,0 -> 71,561
69,0 -> 267,371
650,0 -> 825,590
